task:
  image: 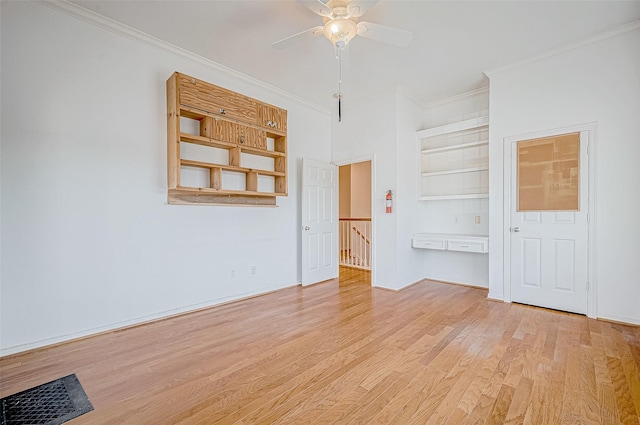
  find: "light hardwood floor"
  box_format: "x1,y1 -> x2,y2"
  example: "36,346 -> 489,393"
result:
1,268 -> 639,424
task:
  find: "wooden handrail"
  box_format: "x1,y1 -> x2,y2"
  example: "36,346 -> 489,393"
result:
339,218 -> 371,221
351,225 -> 370,245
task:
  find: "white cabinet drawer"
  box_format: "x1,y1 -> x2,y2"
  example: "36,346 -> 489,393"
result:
412,233 -> 488,253
412,238 -> 446,250
447,239 -> 488,253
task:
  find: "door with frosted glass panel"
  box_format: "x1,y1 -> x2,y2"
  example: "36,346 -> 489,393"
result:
510,132 -> 589,314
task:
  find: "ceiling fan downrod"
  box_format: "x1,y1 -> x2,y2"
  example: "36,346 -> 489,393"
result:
337,47 -> 343,122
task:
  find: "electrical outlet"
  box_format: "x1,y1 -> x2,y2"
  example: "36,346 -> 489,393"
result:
454,216 -> 459,223
230,270 -> 236,279
250,265 -> 256,275
475,216 -> 481,224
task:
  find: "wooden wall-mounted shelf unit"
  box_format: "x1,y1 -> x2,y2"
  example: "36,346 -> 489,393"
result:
166,72 -> 287,206
416,116 -> 489,200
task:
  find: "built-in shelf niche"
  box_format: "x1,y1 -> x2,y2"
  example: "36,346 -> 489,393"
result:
417,116 -> 489,200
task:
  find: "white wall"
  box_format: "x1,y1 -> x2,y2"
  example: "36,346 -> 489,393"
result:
350,161 -> 371,218
338,165 -> 351,217
394,94 -> 432,288
0,1 -> 331,355
332,93 -> 399,287
487,25 -> 640,324
332,92 -> 429,289
331,95 -> 396,287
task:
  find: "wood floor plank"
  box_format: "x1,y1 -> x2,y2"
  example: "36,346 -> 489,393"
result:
581,345 -> 602,425
1,267 -> 639,424
592,331 -> 614,387
503,377 -> 534,425
521,366 -> 546,425
599,383 -> 622,424
273,349 -> 403,424
368,365 -> 441,424
608,356 -> 640,425
386,367 -> 447,425
464,393 -> 497,425
542,355 -> 567,424
616,329 -> 640,418
456,341 -> 509,415
422,336 -> 494,424
485,383 -> 516,425
562,346 -> 583,424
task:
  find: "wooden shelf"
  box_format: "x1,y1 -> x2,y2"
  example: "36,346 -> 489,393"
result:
180,159 -> 286,177
167,72 -> 288,206
240,144 -> 286,159
180,133 -> 237,151
172,186 -> 283,197
179,134 -> 285,158
179,105 -> 287,137
168,187 -> 280,206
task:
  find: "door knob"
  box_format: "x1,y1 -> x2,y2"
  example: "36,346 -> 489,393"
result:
511,227 -> 520,233
302,226 -> 310,231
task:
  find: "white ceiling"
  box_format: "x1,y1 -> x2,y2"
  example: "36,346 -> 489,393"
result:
71,0 -> 640,110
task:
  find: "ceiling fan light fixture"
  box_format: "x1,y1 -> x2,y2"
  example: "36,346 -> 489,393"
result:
323,18 -> 357,47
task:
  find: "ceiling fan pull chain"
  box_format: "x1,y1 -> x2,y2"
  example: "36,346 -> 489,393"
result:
338,47 -> 343,122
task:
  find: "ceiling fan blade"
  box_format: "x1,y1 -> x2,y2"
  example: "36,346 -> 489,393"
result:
297,0 -> 332,17
272,26 -> 324,50
356,21 -> 413,47
347,0 -> 379,18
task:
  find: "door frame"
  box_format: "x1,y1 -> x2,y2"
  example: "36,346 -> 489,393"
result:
333,154 -> 377,287
502,123 -> 597,318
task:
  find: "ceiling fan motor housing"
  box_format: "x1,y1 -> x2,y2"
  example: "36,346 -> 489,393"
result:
323,18 -> 358,47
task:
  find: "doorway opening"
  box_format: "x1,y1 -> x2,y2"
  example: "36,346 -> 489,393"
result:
338,160 -> 372,285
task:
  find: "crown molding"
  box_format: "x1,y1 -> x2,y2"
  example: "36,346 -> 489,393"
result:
485,19 -> 640,77
333,84 -> 489,114
422,86 -> 490,110
34,0 -> 330,115
396,85 -> 430,109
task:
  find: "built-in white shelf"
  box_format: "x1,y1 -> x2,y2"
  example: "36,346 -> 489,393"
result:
416,116 -> 488,139
417,116 -> 489,200
412,233 -> 489,254
421,140 -> 488,155
421,166 -> 489,177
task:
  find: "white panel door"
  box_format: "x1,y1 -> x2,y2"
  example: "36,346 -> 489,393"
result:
510,131 -> 589,314
302,159 -> 338,286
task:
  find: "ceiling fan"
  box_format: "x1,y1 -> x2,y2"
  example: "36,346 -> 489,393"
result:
272,0 -> 413,51
273,0 -> 412,122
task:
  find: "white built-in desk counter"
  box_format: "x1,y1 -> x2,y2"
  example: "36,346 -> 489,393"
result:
411,233 -> 489,254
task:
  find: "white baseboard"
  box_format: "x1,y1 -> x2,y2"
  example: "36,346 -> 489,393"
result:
597,313 -> 640,327
1,283 -> 299,357
423,276 -> 489,290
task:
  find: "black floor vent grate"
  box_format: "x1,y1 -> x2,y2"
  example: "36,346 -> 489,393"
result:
1,374 -> 93,425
